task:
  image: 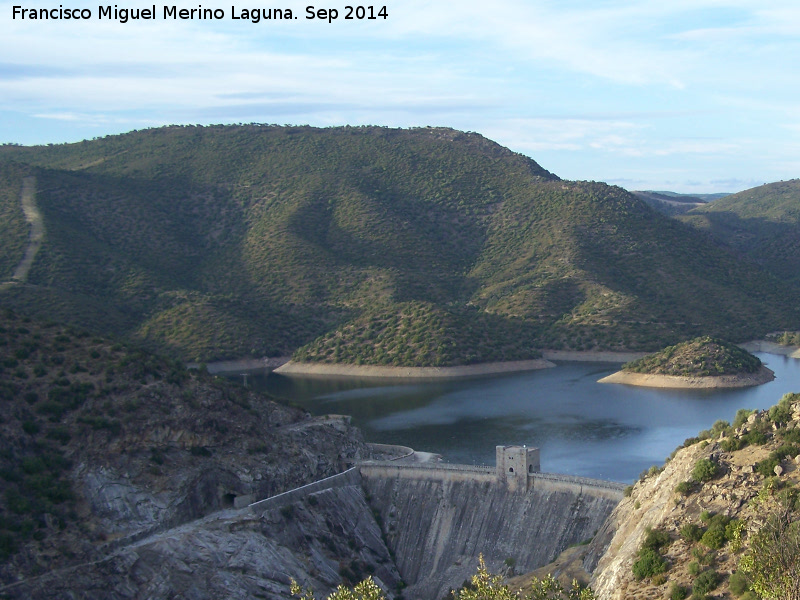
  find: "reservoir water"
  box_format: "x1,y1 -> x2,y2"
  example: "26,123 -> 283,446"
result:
250,353 -> 800,483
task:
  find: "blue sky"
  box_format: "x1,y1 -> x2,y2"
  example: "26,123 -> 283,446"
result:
2,0 -> 800,192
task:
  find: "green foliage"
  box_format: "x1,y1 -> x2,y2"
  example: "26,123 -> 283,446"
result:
669,583 -> 689,600
691,569 -> 719,596
3,125 -> 799,362
675,480 -> 694,496
721,437 -> 744,452
728,571 -> 750,597
681,179 -> 800,288
769,393 -> 799,425
294,556 -> 597,600
742,430 -> 768,446
680,523 -> 705,543
755,444 -> 800,477
739,499 -> 800,600
292,302 -> 543,367
641,527 -> 672,552
692,458 -> 719,483
699,528 -> 726,550
623,337 -> 761,377
775,331 -> 800,346
733,409 -> 754,429
632,548 -> 668,580
691,547 -> 716,566
726,519 -> 747,552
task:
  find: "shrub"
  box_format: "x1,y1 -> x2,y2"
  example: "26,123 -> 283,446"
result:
725,519 -> 746,550
675,480 -> 694,496
632,548 -> 667,580
691,547 -> 715,565
742,430 -> 767,446
642,527 -> 672,552
728,571 -> 750,596
700,528 -> 726,550
692,458 -> 719,483
669,583 -> 688,600
691,570 -> 719,596
720,438 -> 744,452
732,409 -> 754,429
680,523 -> 705,543
755,444 -> 800,477
688,561 -> 701,575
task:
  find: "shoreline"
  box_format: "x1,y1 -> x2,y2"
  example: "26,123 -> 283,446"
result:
597,365 -> 776,389
739,340 -> 800,359
187,357 -> 290,375
274,358 -> 556,379
542,350 -> 647,363
193,340 -> 799,378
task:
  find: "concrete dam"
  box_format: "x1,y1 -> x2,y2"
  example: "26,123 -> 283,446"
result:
249,445 -> 624,599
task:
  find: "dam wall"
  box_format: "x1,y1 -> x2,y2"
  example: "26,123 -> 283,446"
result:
361,465 -> 622,600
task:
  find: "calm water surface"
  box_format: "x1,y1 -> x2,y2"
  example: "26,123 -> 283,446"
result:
249,353 -> 800,483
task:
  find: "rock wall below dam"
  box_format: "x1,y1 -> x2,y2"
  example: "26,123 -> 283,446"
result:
362,466 -> 621,600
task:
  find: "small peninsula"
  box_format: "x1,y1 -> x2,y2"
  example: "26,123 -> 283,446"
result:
598,336 -> 775,389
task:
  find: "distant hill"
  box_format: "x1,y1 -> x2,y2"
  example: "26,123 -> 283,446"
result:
1,125 -> 798,363
679,179 -> 800,287
631,190 -> 719,216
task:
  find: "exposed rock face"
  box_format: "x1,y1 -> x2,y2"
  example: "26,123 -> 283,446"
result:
4,485 -> 401,600
588,395 -> 800,599
0,311 -> 369,593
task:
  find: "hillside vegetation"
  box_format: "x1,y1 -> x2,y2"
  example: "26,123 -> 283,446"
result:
1,125 -> 798,363
622,337 -> 762,377
680,179 -> 800,287
590,392 -> 800,600
0,308 -> 365,585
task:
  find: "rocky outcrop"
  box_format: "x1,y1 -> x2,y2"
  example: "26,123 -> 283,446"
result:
3,484 -> 401,600
588,395 -> 800,599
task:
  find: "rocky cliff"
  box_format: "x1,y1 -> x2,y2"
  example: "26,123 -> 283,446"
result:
0,309 -> 369,596
587,393 -> 800,599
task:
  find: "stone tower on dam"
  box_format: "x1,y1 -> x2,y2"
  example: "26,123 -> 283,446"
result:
496,444 -> 540,491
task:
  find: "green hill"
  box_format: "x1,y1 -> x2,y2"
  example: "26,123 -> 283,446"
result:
622,336 -> 762,376
680,179 -> 800,287
1,125 -> 798,363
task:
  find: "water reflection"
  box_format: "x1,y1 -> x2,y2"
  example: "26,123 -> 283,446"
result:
247,353 -> 800,483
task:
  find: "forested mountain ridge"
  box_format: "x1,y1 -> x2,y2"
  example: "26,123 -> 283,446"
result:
0,125 -> 798,363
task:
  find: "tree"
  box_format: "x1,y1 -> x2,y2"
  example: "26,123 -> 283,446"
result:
290,555 -> 596,600
739,502 -> 800,600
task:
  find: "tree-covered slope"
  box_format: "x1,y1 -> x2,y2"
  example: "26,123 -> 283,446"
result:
680,179 -> 800,287
0,126 -> 798,363
622,336 -> 762,376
